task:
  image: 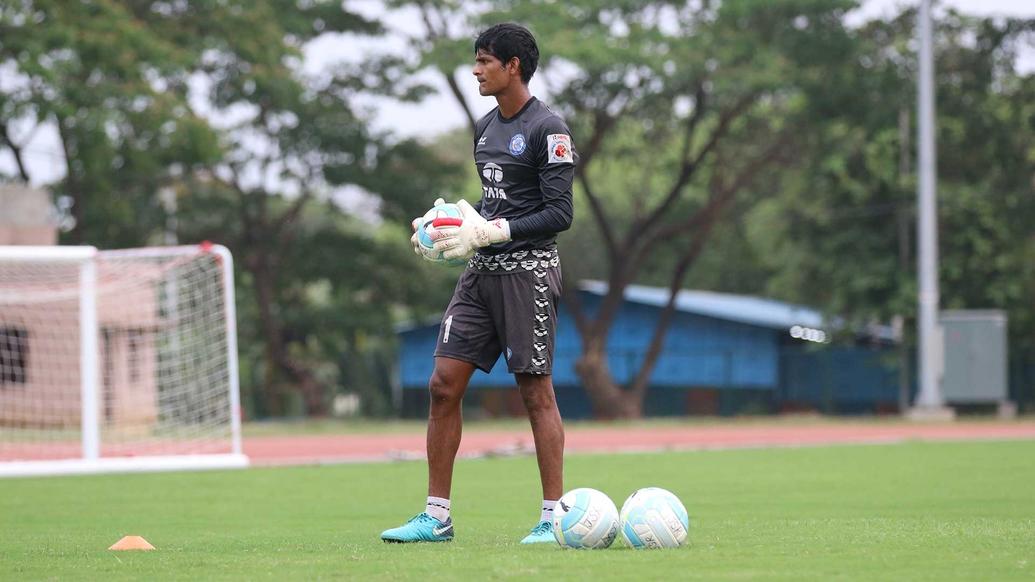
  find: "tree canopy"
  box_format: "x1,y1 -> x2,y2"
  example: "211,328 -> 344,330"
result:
2,1 -> 1032,415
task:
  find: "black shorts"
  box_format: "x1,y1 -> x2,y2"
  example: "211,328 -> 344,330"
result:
434,251 -> 562,375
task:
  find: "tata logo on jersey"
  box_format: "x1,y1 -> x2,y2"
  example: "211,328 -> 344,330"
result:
482,185 -> 507,199
482,163 -> 504,183
481,162 -> 507,198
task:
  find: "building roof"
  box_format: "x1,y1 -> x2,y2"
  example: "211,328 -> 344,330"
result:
579,280 -> 825,330
397,279 -> 894,341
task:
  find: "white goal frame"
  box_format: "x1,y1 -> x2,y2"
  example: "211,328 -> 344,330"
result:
0,245 -> 247,477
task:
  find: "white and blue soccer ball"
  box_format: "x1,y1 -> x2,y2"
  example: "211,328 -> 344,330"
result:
552,488 -> 620,549
416,202 -> 465,266
619,487 -> 690,549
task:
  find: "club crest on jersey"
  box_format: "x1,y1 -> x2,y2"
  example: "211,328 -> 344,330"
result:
547,134 -> 573,164
509,133 -> 526,156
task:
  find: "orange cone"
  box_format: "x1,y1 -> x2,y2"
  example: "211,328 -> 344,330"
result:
108,536 -> 155,551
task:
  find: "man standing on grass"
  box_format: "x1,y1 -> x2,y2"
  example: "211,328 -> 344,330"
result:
381,22 -> 576,544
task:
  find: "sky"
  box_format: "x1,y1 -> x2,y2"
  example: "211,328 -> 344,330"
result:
328,0 -> 1035,141
2,0 -> 1033,188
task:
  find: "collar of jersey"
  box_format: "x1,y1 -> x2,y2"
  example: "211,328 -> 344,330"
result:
496,96 -> 538,124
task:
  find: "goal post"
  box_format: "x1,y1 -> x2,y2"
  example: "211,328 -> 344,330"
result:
0,244 -> 248,477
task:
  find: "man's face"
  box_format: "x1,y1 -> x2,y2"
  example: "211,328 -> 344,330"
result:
473,49 -> 515,96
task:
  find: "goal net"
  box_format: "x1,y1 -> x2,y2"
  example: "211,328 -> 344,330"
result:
0,244 -> 247,477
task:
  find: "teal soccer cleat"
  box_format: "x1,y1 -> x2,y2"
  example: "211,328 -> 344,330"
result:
381,513 -> 454,543
520,520 -> 556,544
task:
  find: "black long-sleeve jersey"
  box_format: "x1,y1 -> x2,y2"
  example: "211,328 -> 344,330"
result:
471,97 -> 576,255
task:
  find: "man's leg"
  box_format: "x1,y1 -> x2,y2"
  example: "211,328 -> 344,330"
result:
427,356 -> 476,498
491,263 -> 564,543
517,372 -> 564,543
517,372 -> 564,499
381,356 -> 475,543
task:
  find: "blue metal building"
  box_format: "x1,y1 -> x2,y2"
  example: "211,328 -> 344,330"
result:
397,281 -> 901,417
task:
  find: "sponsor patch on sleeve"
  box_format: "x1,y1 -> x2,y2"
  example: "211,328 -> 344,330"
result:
546,134 -> 573,164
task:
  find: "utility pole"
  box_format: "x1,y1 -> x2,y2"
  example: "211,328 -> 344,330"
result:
911,0 -> 954,420
159,187 -> 178,246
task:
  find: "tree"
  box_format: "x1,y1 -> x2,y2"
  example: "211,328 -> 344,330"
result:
402,0 -> 861,417
0,0 -> 221,244
168,1 -> 466,416
2,1 -> 467,417
747,8 -> 1035,408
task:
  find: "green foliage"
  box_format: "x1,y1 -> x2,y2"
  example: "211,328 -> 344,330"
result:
0,0 -> 225,244
4,1 -> 1031,415
162,1 -> 470,417
401,0 -> 1033,412
456,0 -> 864,415
746,9 -> 1035,377
0,1 -> 464,417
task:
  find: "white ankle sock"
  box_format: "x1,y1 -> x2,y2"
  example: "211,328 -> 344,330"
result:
426,496 -> 450,523
540,499 -> 557,523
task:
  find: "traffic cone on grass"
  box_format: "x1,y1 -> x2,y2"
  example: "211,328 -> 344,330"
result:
108,536 -> 155,551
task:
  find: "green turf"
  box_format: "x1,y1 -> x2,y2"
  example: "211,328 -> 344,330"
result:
2,441 -> 1034,580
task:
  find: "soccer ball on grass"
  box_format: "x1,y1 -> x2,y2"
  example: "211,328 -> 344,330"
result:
618,487 -> 689,549
552,487 -> 620,549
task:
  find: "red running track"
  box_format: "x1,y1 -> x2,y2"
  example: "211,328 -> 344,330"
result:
244,421 -> 1035,466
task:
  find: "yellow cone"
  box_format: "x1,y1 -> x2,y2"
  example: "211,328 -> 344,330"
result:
108,536 -> 155,551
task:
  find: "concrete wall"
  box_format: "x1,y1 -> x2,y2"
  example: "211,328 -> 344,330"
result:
0,183 -> 57,245
0,260 -> 160,429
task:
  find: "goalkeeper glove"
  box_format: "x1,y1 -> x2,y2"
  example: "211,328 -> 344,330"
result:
410,198 -> 446,259
429,199 -> 511,261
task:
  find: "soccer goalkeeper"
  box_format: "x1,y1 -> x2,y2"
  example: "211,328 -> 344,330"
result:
381,22 -> 576,544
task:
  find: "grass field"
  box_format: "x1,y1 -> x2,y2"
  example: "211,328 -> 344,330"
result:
2,440 -> 1033,581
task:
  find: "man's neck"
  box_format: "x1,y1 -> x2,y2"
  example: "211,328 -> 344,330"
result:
496,85 -> 532,119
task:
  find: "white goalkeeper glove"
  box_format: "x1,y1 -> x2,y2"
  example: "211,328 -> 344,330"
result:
410,198 -> 446,258
429,199 -> 511,261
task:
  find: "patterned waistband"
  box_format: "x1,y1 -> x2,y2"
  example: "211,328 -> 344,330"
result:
468,248 -> 560,273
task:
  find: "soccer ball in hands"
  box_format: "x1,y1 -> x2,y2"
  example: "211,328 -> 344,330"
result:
552,488 -> 620,549
619,487 -> 689,549
415,202 -> 465,266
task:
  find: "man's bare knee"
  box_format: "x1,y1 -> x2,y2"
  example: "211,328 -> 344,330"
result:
428,369 -> 464,408
519,378 -> 558,416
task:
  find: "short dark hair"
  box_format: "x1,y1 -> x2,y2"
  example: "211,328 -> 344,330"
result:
474,23 -> 539,84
